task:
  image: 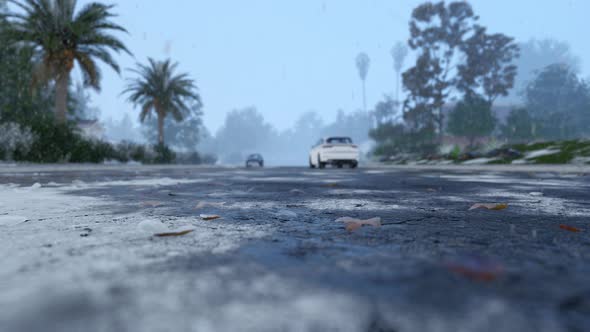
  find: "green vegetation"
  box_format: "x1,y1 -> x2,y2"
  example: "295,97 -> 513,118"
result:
372,2 -> 590,163
4,0 -> 130,123
447,95 -> 497,148
509,140 -> 590,164
0,1 -> 208,164
123,58 -> 202,146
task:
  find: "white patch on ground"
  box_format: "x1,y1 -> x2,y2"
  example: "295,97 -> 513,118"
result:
272,209 -> 298,218
363,170 -> 392,175
0,181 -> 273,324
137,219 -> 169,234
0,215 -> 28,226
63,177 -> 211,189
571,156 -> 590,165
476,190 -> 590,217
327,188 -> 402,196
304,198 -> 401,211
440,174 -> 589,188
302,171 -> 331,176
525,148 -> 560,159
262,177 -> 316,183
207,190 -> 251,198
462,158 -> 498,165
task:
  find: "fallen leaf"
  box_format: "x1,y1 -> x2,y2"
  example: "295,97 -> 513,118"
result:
560,224 -> 582,233
469,203 -> 508,211
154,229 -> 194,237
141,201 -> 163,207
336,217 -> 381,232
194,201 -> 226,209
446,255 -> 504,281
200,214 -> 221,221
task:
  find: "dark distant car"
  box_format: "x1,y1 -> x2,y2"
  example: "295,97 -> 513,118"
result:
245,153 -> 264,167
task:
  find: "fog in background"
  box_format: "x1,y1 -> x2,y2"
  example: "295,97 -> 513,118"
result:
79,0 -> 589,165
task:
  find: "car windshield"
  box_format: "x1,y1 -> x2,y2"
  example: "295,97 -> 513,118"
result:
248,154 -> 261,159
326,137 -> 352,144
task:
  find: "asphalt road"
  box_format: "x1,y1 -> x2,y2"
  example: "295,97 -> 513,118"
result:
0,165 -> 589,332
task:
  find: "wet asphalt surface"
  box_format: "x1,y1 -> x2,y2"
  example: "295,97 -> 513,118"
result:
0,165 -> 589,332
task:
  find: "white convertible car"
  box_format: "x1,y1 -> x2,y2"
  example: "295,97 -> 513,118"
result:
309,136 -> 359,169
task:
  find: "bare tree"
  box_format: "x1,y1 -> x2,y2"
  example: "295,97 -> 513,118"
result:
391,42 -> 408,102
355,52 -> 370,113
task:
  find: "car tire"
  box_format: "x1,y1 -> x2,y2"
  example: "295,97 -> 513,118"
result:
309,157 -> 316,169
351,162 -> 358,169
318,155 -> 326,169
260,161 -> 264,167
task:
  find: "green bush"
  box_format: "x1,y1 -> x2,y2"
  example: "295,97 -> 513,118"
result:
153,143 -> 176,164
0,114 -> 194,164
370,123 -> 438,157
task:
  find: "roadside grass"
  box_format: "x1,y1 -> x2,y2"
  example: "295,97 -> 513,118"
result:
506,140 -> 590,164
375,139 -> 590,165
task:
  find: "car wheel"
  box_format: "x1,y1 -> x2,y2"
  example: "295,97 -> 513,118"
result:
351,162 -> 358,169
318,155 -> 326,169
260,161 -> 264,167
309,157 -> 316,169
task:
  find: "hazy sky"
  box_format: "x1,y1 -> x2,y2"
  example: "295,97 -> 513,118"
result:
71,0 -> 589,132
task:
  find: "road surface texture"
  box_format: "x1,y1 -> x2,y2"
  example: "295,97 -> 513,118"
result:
0,165 -> 589,332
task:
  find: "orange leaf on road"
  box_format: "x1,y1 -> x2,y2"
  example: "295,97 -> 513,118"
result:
154,229 -> 194,237
560,225 -> 581,233
200,214 -> 221,221
336,217 -> 381,232
469,203 -> 508,211
446,255 -> 504,282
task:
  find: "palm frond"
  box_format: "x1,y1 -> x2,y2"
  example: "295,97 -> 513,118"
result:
123,58 -> 202,124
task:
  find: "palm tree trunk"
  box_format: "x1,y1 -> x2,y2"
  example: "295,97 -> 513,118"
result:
55,73 -> 69,123
362,79 -> 367,113
395,70 -> 400,103
157,113 -> 165,145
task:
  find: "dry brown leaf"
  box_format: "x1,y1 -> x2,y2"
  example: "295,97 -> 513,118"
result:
446,255 -> 504,282
560,224 -> 582,233
194,201 -> 226,209
154,229 -> 194,237
469,203 -> 508,211
141,201 -> 163,207
200,214 -> 221,221
336,217 -> 381,232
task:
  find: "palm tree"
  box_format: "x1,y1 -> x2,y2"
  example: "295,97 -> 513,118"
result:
355,52 -> 370,113
4,0 -> 130,122
123,58 -> 202,145
390,42 -> 408,102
